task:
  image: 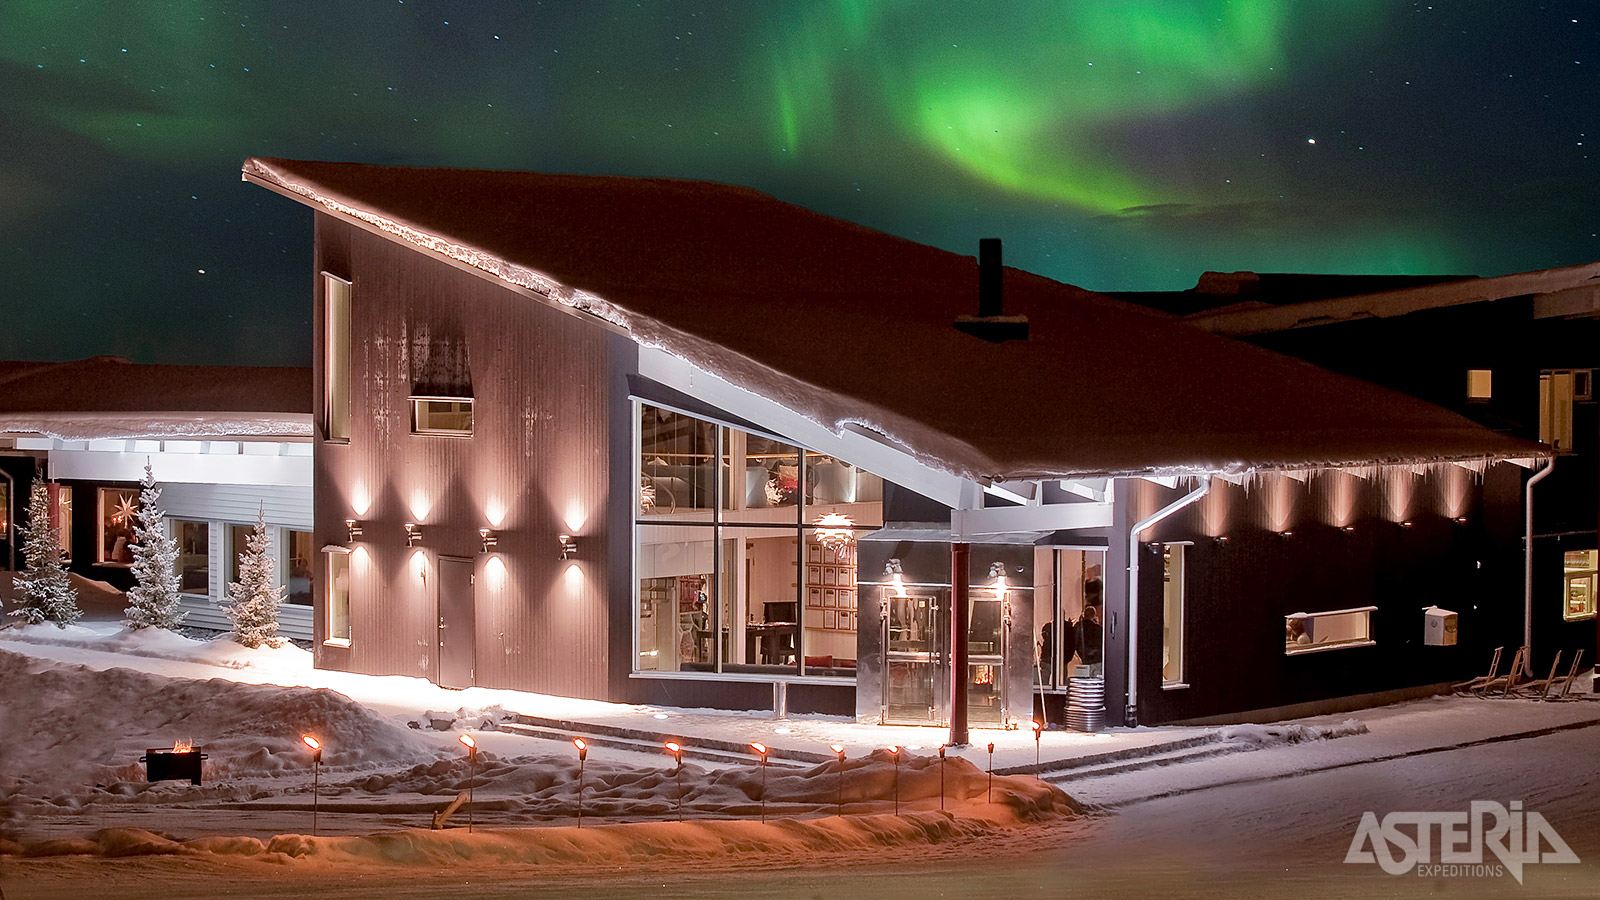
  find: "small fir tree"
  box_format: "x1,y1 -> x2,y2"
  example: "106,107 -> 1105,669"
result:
124,463 -> 185,631
10,478 -> 81,627
225,506 -> 285,648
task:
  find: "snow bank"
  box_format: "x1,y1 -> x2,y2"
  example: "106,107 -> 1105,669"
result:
0,648 -> 438,796
0,622 -> 310,670
1216,718 -> 1369,747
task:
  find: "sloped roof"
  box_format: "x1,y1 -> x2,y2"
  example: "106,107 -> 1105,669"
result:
243,158 -> 1541,480
0,356 -> 311,440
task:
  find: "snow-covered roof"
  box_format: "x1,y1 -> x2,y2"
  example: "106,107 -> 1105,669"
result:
0,357 -> 311,441
243,158 -> 1541,481
1179,263 -> 1600,335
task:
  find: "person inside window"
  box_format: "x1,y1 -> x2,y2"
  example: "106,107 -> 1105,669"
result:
1076,587 -> 1104,678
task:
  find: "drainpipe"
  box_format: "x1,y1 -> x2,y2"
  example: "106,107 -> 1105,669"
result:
1126,477 -> 1211,727
1524,457 -> 1556,656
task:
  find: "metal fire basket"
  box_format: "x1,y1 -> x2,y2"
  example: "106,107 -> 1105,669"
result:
140,747 -> 208,785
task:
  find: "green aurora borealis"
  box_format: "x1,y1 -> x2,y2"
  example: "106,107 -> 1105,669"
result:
3,1 -> 1598,365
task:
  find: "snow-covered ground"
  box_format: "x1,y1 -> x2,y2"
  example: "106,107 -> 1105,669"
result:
1,620 -> 1595,899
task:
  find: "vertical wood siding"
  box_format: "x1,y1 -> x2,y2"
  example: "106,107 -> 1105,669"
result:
312,214 -> 619,699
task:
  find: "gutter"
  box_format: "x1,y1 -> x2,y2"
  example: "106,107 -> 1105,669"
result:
1524,457 -> 1556,653
1126,476 -> 1212,727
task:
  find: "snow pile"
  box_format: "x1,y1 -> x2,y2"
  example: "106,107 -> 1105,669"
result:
0,649 -> 439,796
1216,718 -> 1368,747
0,622 -> 311,670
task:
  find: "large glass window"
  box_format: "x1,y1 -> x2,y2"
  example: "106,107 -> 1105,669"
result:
287,529 -> 313,606
172,519 -> 210,595
1033,548 -> 1106,687
324,273 -> 352,442
1162,544 -> 1187,687
1562,550 -> 1598,621
634,402 -> 883,678
326,550 -> 351,644
50,484 -> 72,563
97,487 -> 139,566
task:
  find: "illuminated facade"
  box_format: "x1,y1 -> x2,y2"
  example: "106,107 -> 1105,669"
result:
249,158 -> 1553,728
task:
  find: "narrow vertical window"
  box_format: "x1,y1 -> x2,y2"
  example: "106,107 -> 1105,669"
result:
324,273 -> 353,442
1161,544 -> 1186,687
171,518 -> 210,595
326,549 -> 351,645
1540,371 -> 1575,452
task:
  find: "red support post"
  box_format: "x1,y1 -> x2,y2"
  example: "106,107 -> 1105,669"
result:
950,542 -> 970,747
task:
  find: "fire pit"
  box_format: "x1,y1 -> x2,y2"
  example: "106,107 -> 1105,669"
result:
140,742 -> 208,785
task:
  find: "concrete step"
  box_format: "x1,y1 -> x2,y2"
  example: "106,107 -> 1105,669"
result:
499,721 -> 810,768
510,712 -> 834,765
1039,742 -> 1246,783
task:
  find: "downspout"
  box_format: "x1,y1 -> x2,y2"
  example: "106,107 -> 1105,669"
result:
1524,457 -> 1556,655
1126,476 -> 1212,727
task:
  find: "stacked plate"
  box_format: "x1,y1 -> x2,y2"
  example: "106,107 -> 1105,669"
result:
1065,676 -> 1106,733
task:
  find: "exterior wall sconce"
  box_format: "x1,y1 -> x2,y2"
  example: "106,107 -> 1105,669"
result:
558,533 -> 578,559
1213,535 -> 1231,546
1278,530 -> 1294,539
405,523 -> 423,547
1340,525 -> 1357,534
1400,520 -> 1415,529
1453,516 -> 1469,525
344,519 -> 363,543
1145,541 -> 1163,554
479,528 -> 498,553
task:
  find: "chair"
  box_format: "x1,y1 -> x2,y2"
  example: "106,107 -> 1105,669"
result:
1478,646 -> 1528,697
1453,646 -> 1503,694
1547,649 -> 1587,702
1516,651 -> 1563,700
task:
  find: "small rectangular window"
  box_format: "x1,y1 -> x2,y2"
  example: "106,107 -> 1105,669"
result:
227,522 -> 253,586
324,273 -> 352,442
411,397 -> 474,435
1562,550 -> 1598,621
286,529 -> 313,606
171,519 -> 210,594
326,550 -> 351,645
97,487 -> 139,566
1285,607 -> 1376,655
1466,369 -> 1492,402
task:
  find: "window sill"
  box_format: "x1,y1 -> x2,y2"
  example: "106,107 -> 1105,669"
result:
630,670 -> 855,687
411,431 -> 473,438
1286,639 -> 1376,657
322,638 -> 351,648
1161,681 -> 1190,691
1562,613 -> 1597,623
322,438 -> 350,446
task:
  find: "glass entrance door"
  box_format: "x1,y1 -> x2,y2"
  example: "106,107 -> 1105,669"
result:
967,592 -> 1007,727
883,591 -> 943,723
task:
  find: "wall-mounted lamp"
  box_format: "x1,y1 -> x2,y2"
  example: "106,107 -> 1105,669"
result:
1453,516 -> 1470,525
1400,520 -> 1415,529
1145,541 -> 1163,554
1213,535 -> 1231,546
344,519 -> 363,543
1278,530 -> 1294,539
479,528 -> 498,553
404,522 -> 423,547
884,558 -> 907,598
1340,525 -> 1356,534
558,533 -> 578,560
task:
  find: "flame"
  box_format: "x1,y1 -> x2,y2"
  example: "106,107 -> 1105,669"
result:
172,739 -> 194,753
459,733 -> 477,750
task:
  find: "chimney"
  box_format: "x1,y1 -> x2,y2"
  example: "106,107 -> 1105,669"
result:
955,238 -> 1029,342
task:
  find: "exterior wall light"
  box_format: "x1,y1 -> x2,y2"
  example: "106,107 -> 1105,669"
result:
1213,535 -> 1231,546
405,522 -> 423,547
1454,516 -> 1469,525
558,533 -> 578,559
1340,525 -> 1357,534
1279,530 -> 1294,539
884,558 -> 907,597
345,519 -> 363,542
479,528 -> 498,553
1400,520 -> 1415,529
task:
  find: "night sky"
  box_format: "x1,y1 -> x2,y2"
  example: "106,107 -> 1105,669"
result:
4,2 -> 1598,367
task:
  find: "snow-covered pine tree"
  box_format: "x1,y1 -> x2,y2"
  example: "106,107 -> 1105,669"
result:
225,505 -> 285,648
124,463 -> 185,631
9,478 -> 81,627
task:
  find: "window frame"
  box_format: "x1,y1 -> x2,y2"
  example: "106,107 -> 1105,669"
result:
1285,606 -> 1378,656
409,396 -> 475,437
323,272 -> 353,443
1161,542 -> 1189,688
1561,549 -> 1598,622
96,486 -> 140,567
325,548 -> 352,646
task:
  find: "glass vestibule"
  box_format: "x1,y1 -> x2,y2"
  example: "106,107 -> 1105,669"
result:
634,403 -> 883,678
